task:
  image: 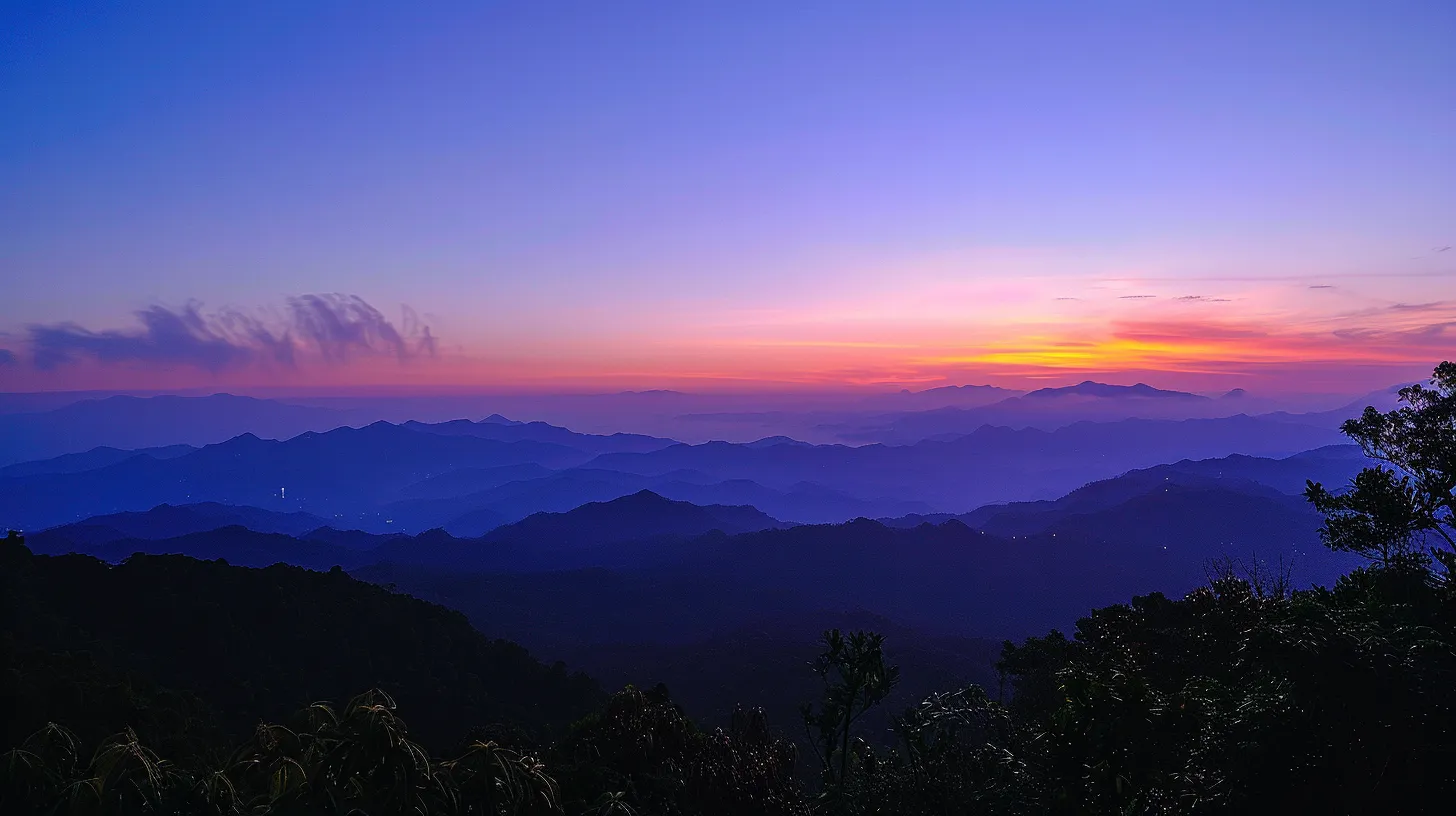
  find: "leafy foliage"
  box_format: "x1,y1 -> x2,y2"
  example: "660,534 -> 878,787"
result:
800,630 -> 899,797
1305,360 -> 1456,573
551,684 -> 807,816
2,689 -> 561,815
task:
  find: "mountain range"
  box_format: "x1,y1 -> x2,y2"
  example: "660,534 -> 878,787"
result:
28,501 -> 333,544
0,383 -> 1391,465
584,416 -> 1348,510
0,418 -> 663,531
0,394 -> 348,466
1,409 -> 1354,534
826,383 -> 1405,444
30,437 -> 1368,642
28,490 -> 788,572
18,430 -> 1370,777
371,491 -> 788,571
0,443 -> 198,477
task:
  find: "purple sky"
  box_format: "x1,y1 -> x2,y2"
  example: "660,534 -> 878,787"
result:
1,2 -> 1453,394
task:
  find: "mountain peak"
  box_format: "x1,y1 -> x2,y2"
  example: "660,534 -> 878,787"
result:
919,384 -> 1011,394
481,490 -> 784,551
745,436 -> 811,449
480,413 -> 522,425
1025,381 -> 1206,401
622,488 -> 674,504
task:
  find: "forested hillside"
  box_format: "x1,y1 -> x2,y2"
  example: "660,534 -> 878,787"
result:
2,539 -> 603,753
4,363 -> 1456,815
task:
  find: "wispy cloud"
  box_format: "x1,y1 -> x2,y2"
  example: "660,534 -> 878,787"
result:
25,294 -> 437,372
286,294 -> 417,363
0,348 -> 16,366
1388,301 -> 1447,313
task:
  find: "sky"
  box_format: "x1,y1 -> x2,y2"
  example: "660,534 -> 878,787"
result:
1,1 -> 1453,395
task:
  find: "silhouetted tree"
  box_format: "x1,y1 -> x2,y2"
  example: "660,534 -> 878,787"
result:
800,629 -> 899,809
1306,361 -> 1456,576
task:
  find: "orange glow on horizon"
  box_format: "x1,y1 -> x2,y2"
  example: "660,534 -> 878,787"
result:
4,293 -> 1453,396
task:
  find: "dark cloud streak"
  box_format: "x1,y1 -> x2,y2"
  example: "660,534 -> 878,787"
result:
26,294 -> 436,372
288,294 -> 409,363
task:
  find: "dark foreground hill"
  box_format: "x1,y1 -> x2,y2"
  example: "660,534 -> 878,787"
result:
567,610 -> 1001,751
357,457 -> 1365,650
1,536 -> 603,754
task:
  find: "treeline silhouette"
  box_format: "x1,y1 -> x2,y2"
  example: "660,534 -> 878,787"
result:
2,541 -> 602,754
5,362 -> 1456,814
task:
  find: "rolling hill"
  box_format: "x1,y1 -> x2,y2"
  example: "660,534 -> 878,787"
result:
3,535 -> 603,752
371,491 -> 787,571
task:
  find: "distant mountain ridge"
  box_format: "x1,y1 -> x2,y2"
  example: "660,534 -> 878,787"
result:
828,381 -> 1396,443
485,490 -> 787,547
0,420 -> 605,532
401,417 -> 676,454
30,491 -> 786,573
33,502 -> 332,543
0,392 -> 675,470
0,444 -> 197,477
1,412 -> 1349,533
30,455 -> 1362,643
25,525 -> 372,572
385,465 -> 934,534
881,444 -> 1370,532
0,393 -> 350,466
372,491 -> 788,571
584,415 -> 1347,511
1022,381 -> 1209,401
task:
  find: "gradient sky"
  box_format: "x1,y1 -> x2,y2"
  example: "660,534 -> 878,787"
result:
2,1 -> 1453,394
